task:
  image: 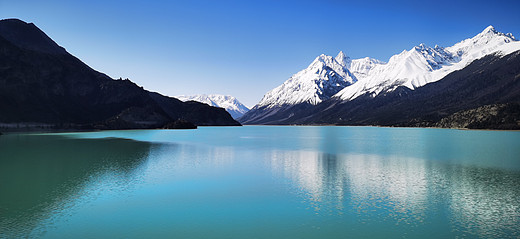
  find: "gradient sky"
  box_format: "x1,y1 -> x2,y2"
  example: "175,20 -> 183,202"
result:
1,0 -> 519,107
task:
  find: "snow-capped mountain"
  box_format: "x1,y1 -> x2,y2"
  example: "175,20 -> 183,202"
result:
256,51 -> 357,108
176,94 -> 249,119
239,52 -> 381,124
240,25 -> 520,125
334,25 -> 520,101
304,49 -> 520,128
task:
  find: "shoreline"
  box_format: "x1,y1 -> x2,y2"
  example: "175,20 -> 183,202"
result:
239,124 -> 520,131
2,124 -> 519,135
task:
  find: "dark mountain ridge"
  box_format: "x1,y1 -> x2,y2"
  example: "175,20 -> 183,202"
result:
0,19 -> 240,130
0,19 -> 67,55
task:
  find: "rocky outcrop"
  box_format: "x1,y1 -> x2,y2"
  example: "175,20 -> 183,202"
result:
162,119 -> 197,129
434,103 -> 520,130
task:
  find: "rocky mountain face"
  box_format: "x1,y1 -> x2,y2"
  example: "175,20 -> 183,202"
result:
176,94 -> 249,119
240,26 -> 520,129
0,19 -> 240,130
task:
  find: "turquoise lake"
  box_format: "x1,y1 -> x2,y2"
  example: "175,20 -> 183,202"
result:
1,126 -> 520,238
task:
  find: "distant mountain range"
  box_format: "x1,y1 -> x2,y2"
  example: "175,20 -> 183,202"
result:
240,26 -> 520,129
0,19 -> 240,130
176,94 -> 249,119
2,18 -> 518,130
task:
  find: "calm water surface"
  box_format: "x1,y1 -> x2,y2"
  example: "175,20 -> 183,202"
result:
1,126 -> 519,238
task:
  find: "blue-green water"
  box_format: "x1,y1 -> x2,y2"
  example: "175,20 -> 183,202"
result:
1,126 -> 519,238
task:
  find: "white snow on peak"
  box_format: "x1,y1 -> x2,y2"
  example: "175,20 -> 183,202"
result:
335,51 -> 384,79
334,25 -> 520,101
348,57 -> 386,80
335,51 -> 351,67
255,52 -> 357,107
176,94 -> 249,119
446,25 -> 517,61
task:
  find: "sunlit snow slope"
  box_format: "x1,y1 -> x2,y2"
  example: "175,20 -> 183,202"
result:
334,26 -> 520,100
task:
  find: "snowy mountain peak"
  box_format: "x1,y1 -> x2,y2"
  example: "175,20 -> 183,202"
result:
348,57 -> 385,80
312,54 -> 334,66
411,44 -> 454,70
336,50 -> 347,59
176,94 -> 249,119
335,51 -> 351,67
256,52 -> 357,107
485,25 -> 495,31
334,25 -> 520,101
481,25 -> 497,35
472,25 -> 517,42
416,43 -> 427,49
447,25 -> 518,60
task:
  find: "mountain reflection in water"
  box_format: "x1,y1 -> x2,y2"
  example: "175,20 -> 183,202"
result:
0,135 -> 155,238
1,127 -> 519,238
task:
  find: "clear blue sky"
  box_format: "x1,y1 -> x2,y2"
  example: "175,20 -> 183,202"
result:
1,0 -> 519,107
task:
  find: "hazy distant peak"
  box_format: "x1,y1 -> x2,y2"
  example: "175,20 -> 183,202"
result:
176,94 -> 249,119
